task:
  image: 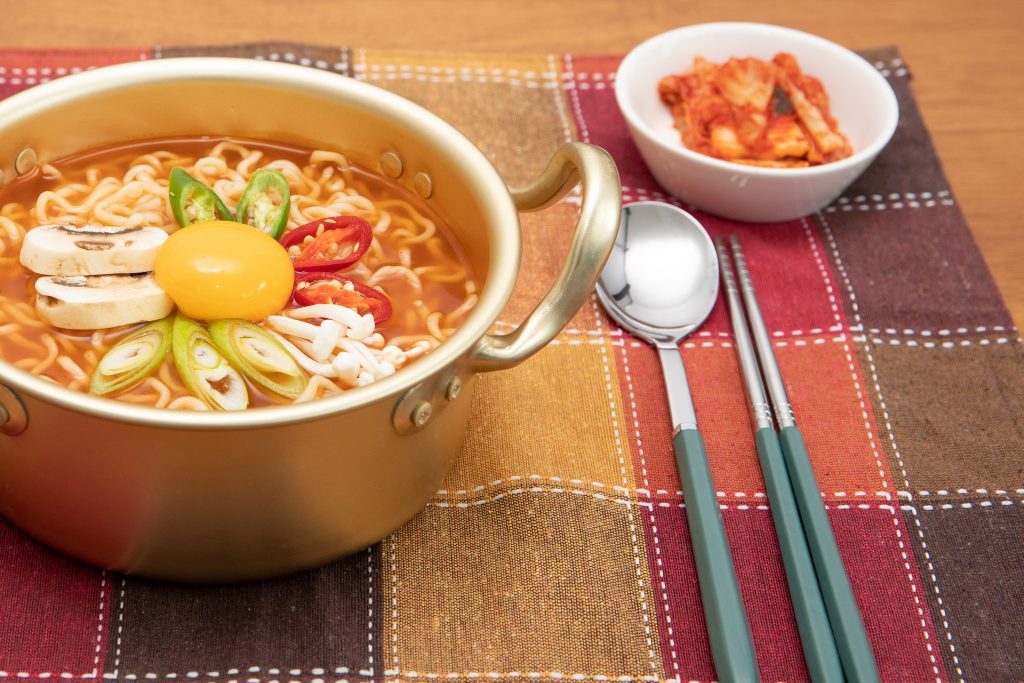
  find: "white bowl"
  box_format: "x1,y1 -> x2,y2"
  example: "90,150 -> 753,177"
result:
615,22 -> 899,222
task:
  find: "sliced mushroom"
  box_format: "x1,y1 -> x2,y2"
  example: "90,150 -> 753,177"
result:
20,223 -> 168,276
35,273 -> 174,330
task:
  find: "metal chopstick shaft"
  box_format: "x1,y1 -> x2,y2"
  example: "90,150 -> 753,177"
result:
716,239 -> 773,432
729,236 -> 796,429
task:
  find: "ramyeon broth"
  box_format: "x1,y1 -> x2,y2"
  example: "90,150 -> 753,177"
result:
0,137 -> 477,408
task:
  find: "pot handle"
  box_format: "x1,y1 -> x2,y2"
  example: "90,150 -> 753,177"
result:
471,142 -> 621,372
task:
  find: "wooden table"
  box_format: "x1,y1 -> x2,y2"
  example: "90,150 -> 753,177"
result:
5,0 -> 1022,324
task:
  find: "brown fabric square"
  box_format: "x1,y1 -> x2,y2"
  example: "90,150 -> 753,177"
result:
862,340 -> 1024,494
904,504 -> 1024,681
817,205 -> 1013,334
355,50 -> 570,187
111,550 -> 373,676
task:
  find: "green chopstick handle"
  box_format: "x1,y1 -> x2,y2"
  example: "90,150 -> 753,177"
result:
778,425 -> 880,683
754,428 -> 844,683
674,428 -> 759,683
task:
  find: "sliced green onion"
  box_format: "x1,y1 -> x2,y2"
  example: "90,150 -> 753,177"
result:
168,167 -> 234,227
208,319 -> 307,400
171,315 -> 249,411
235,169 -> 291,239
90,317 -> 173,396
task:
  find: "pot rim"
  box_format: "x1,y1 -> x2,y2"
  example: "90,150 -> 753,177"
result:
0,57 -> 519,430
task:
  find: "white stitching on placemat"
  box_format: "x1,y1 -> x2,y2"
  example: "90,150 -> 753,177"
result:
562,55 -> 591,144
850,324 -> 1017,336
497,318 -> 1020,342
547,54 -> 574,144
618,339 -> 682,677
853,335 -> 1018,348
800,219 -> 890,480
0,66 -> 92,86
590,293 -> 660,672
817,211 -> 959,682
912,487 -> 1024,497
0,667 -> 701,681
91,571 -> 108,678
908,500 -> 1024,511
436,475 -> 892,502
823,191 -> 954,213
389,534 -> 399,679
112,577 -> 127,678
875,58 -> 910,78
366,546 -> 374,674
345,61 -> 560,88
810,215 -> 945,680
562,70 -> 618,90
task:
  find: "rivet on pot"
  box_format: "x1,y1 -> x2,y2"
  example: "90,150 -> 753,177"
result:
15,147 -> 38,176
414,171 -> 433,199
411,400 -> 433,429
379,151 -> 404,179
445,376 -> 462,401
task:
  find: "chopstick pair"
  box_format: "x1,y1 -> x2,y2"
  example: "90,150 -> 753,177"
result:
716,237 -> 880,683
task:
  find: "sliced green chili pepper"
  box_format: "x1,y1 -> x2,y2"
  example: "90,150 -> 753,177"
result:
90,317 -> 173,396
168,167 -> 234,227
235,169 -> 291,240
208,319 -> 307,400
171,315 -> 249,411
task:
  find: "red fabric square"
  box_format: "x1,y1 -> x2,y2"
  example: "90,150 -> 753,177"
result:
641,505 -> 942,682
0,49 -> 145,100
0,520 -> 108,674
562,55 -> 661,195
697,216 -> 847,339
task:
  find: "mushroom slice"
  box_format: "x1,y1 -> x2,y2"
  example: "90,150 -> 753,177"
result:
171,316 -> 249,411
20,223 -> 169,276
35,273 -> 174,330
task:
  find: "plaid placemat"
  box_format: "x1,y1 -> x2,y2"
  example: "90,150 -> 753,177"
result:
1,42 -> 1022,683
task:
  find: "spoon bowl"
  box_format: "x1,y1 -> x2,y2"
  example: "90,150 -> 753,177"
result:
596,202 -> 719,342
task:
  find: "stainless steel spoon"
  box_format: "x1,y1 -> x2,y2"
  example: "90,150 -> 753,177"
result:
596,201 -> 759,683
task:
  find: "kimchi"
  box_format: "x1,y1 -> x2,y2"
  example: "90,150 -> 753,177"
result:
658,53 -> 853,167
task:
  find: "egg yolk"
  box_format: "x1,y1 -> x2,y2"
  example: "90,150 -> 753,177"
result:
154,221 -> 294,321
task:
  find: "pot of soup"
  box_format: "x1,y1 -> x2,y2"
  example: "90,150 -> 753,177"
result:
0,58 -> 620,581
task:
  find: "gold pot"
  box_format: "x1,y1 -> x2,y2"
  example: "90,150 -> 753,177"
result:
0,58 -> 620,581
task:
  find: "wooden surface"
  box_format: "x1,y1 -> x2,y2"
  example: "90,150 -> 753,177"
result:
3,0 -> 1022,325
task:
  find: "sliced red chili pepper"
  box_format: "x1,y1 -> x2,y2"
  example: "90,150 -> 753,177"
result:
279,216 -> 373,271
293,272 -> 393,324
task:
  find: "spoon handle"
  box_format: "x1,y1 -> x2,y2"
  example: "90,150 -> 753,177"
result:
673,428 -> 760,683
658,345 -> 759,683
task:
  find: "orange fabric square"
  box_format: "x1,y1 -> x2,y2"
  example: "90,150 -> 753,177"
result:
450,340 -> 639,495
615,337 -> 891,502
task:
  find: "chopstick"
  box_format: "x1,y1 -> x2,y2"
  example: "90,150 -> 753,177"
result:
725,236 -> 880,683
716,238 -> 844,683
